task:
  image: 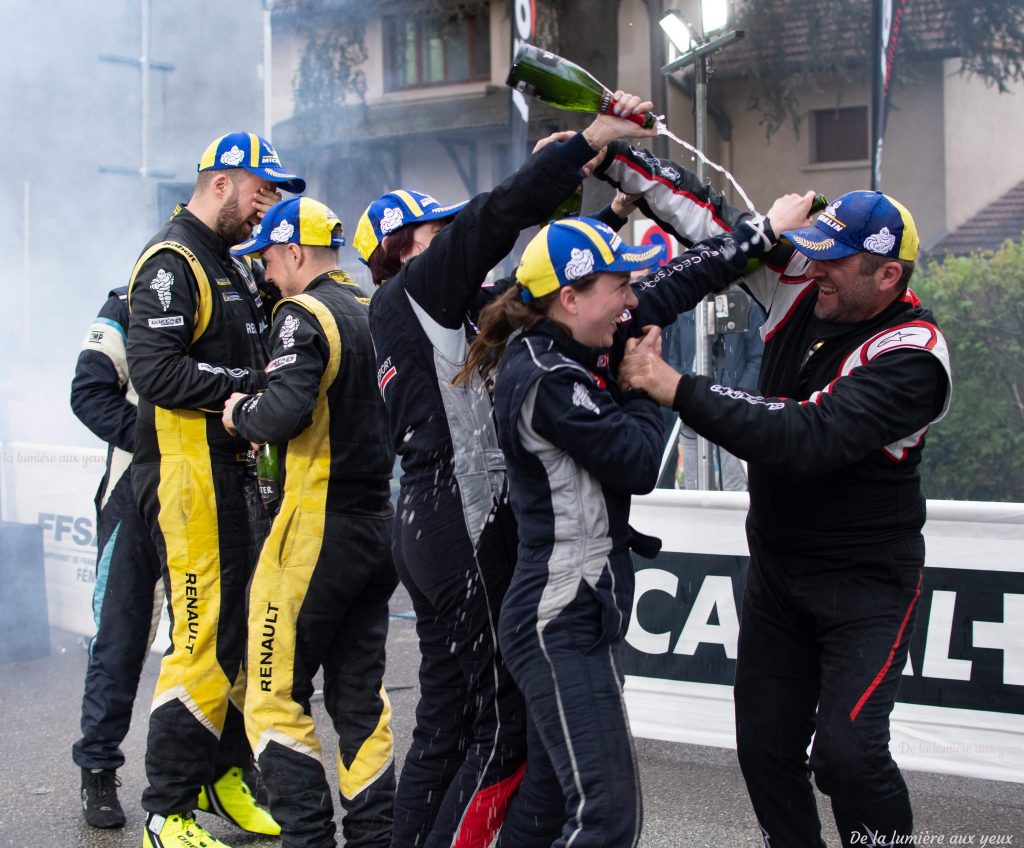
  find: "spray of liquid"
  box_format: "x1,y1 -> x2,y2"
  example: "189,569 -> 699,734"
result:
656,120 -> 757,214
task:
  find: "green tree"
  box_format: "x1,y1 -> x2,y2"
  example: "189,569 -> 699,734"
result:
288,0 -> 622,121
913,240 -> 1024,502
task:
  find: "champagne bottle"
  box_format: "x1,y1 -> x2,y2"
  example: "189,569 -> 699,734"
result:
544,185 -> 583,225
507,43 -> 658,129
743,193 -> 829,275
254,443 -> 281,514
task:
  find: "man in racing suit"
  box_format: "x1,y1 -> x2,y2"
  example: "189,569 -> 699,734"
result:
613,148 -> 951,848
71,287 -> 163,829
127,131 -> 304,848
223,197 -> 397,848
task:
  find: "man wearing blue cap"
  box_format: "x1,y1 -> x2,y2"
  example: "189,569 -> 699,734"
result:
220,197 -> 397,848
127,132 -> 304,848
617,170 -> 952,847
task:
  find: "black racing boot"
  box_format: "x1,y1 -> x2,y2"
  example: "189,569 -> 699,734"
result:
81,767 -> 126,829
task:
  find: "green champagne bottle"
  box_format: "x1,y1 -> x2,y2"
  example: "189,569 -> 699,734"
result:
544,185 -> 583,225
507,43 -> 659,129
742,193 -> 829,275
255,443 -> 281,514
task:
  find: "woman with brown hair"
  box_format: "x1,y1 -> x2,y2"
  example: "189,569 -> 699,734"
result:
352,96 -> 658,848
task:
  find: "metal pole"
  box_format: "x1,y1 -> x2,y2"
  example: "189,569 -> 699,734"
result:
140,0 -> 150,177
22,181 -> 30,348
693,55 -> 713,491
263,0 -> 274,141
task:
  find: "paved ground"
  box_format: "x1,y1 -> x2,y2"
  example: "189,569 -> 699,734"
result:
2,587 -> 1022,847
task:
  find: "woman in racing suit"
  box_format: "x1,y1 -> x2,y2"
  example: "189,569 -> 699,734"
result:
351,96 -> 658,848
464,193 -> 811,847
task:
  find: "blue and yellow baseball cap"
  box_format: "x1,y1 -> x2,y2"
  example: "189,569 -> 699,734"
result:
782,190 -> 919,261
353,189 -> 468,264
198,132 -> 306,194
516,217 -> 666,302
230,197 -> 343,256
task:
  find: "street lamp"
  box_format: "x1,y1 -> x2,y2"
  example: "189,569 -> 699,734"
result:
659,3 -> 744,491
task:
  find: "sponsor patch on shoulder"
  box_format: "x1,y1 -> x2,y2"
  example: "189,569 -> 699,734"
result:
215,277 -> 231,286
148,315 -> 184,328
266,354 -> 297,373
572,382 -> 600,415
377,356 -> 397,395
222,291 -> 243,302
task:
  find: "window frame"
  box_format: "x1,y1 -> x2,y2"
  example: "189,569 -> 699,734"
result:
808,105 -> 870,165
383,11 -> 491,92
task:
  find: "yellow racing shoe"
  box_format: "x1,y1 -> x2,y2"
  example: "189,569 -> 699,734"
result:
197,767 -> 280,836
143,813 -> 232,848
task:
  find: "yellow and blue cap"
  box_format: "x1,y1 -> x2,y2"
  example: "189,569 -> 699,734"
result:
198,132 -> 306,194
230,197 -> 343,256
516,217 -> 666,302
782,190 -> 919,261
353,189 -> 468,264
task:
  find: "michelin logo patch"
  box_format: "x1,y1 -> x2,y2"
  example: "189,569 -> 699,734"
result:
150,269 -> 174,311
270,219 -> 295,243
864,227 -> 896,255
279,314 -> 299,349
380,207 -> 404,234
565,248 -> 595,280
148,316 -> 184,328
572,382 -> 600,415
220,145 -> 245,166
266,354 -> 297,373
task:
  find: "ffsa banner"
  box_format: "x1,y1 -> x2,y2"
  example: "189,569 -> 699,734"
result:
623,491 -> 1024,783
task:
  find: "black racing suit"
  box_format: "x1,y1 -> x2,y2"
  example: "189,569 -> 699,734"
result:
600,141 -> 953,847
367,132 -> 604,848
494,218 -> 782,848
71,287 -> 163,773
232,272 -> 398,848
127,207 -> 271,816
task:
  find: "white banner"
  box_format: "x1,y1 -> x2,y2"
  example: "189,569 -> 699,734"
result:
1,441 -> 105,638
624,490 -> 1024,784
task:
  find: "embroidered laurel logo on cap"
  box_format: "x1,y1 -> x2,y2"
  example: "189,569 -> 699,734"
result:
270,219 -> 295,243
791,233 -> 835,251
863,227 -> 896,254
380,207 -> 404,234
220,145 -> 245,167
150,269 -> 174,311
565,247 -> 595,280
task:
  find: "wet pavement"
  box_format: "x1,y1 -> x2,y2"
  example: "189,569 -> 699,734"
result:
2,585 -> 1022,847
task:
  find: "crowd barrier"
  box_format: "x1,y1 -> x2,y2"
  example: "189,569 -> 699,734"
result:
3,443 -> 1021,782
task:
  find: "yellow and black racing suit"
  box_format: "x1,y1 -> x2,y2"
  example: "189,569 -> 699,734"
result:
127,207 -> 270,816
231,271 -> 397,848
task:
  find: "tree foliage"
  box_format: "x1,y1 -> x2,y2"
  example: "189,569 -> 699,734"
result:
734,0 -> 1024,137
290,0 -> 371,118
289,0 -> 621,124
912,240 -> 1024,502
